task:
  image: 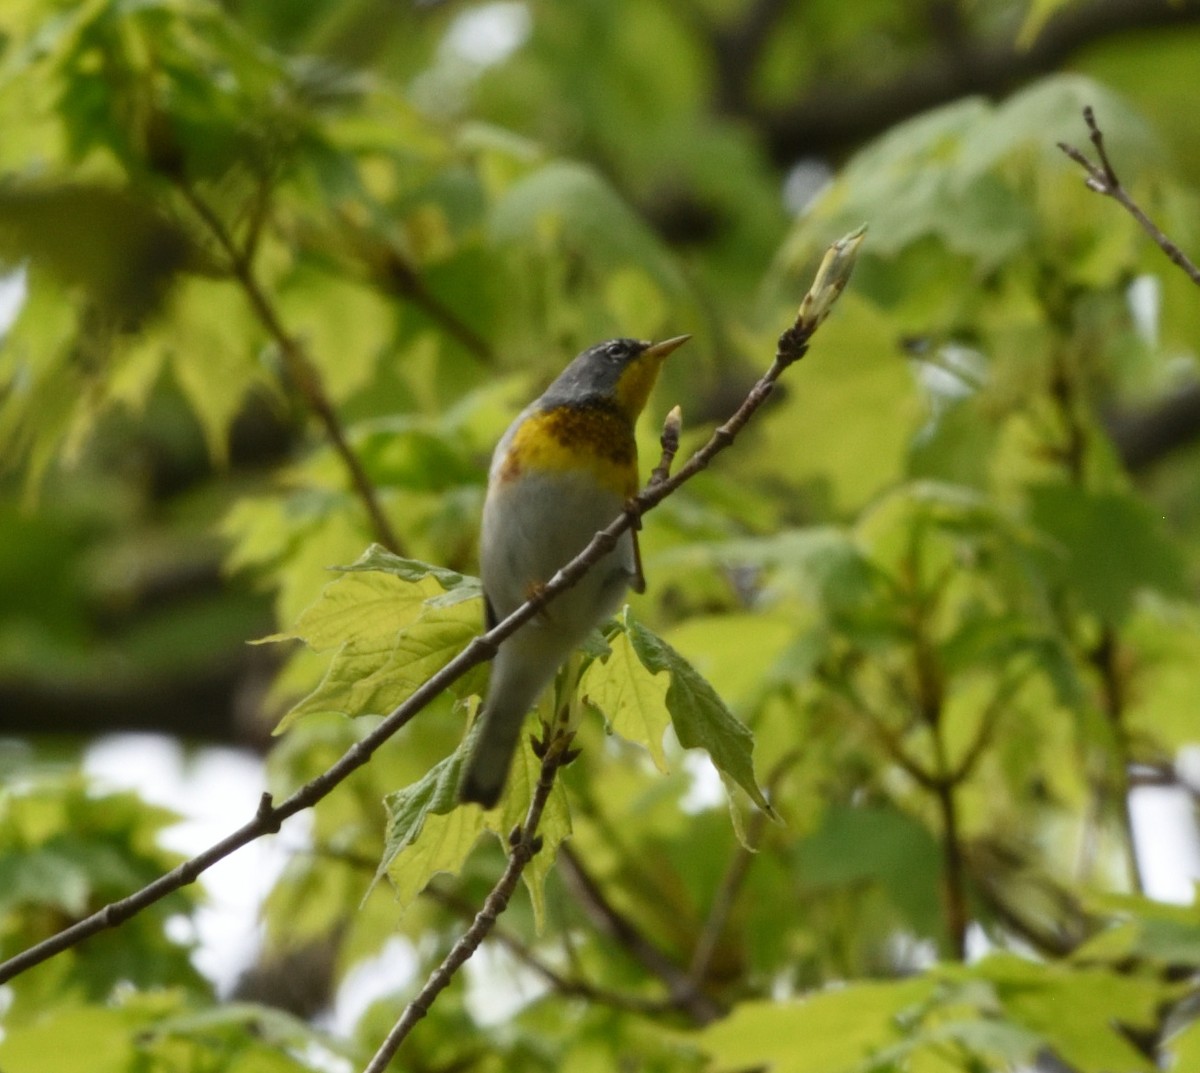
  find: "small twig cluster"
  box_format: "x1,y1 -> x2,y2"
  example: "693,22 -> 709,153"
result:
1058,106 -> 1200,289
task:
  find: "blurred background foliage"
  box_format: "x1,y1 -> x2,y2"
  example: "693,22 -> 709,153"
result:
2,0 -> 1200,1070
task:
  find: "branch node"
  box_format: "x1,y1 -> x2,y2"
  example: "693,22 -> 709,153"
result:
255,792 -> 278,828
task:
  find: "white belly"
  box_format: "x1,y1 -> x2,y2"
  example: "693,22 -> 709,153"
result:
480,468 -> 635,641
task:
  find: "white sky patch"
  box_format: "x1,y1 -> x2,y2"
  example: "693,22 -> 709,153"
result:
328,935 -> 419,1037
412,2 -> 531,116
1127,274 -> 1161,350
1131,782 -> 1200,904
441,2 -> 531,67
462,939 -> 549,1026
783,158 -> 834,216
679,743 -> 726,813
0,264 -> 28,338
83,734 -> 293,994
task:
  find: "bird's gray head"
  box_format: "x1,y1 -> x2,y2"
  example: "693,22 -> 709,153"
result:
539,335 -> 690,418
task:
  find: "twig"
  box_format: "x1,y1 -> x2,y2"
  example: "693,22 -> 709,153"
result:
178,182 -> 405,553
908,616 -> 969,960
824,673 -> 940,791
1091,625 -> 1144,895
948,668 -> 1032,784
558,844 -> 725,1026
378,250 -> 495,365
648,405 -> 683,488
687,750 -> 799,986
1058,106 -> 1200,288
289,842 -> 671,1015
0,227 -> 866,987
425,886 -> 670,1016
363,726 -> 571,1072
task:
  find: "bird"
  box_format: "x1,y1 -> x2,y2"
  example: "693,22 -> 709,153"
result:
458,334 -> 691,807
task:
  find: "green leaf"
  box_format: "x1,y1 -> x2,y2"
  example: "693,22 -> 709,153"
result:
794,805 -> 944,940
581,624 -> 670,771
268,548 -> 483,729
1077,891 -> 1200,967
1027,484 -> 1187,624
1123,605 -> 1200,750
381,746 -> 488,907
164,278 -> 266,464
968,953 -> 1166,1073
337,544 -> 479,595
0,1005 -> 138,1073
623,613 -> 772,813
380,700 -> 571,923
488,161 -> 688,302
284,598 -> 480,725
699,978 -> 937,1073
1017,0 -> 1076,46
1167,1016 -> 1200,1073
0,183 -> 197,324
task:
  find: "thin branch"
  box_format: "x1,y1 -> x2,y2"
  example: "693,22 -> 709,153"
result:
687,749 -> 800,986
910,610 -> 968,961
948,668 -> 1032,785
178,182 -> 405,553
558,844 -> 725,1026
364,725 -> 572,1073
648,404 -> 683,489
425,886 -> 670,1016
376,249 -> 495,365
824,673 -> 941,791
1091,625 -> 1144,895
0,228 -> 865,987
1058,106 -> 1200,289
288,843 -> 671,1016
1129,763 -> 1200,801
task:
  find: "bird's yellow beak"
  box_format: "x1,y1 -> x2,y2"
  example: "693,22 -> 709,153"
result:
643,334 -> 691,361
615,335 -> 690,418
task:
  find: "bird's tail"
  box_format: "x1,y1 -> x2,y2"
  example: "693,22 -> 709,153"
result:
458,646 -> 553,808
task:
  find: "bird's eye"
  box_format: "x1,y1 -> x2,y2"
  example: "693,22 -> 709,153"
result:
605,342 -> 626,361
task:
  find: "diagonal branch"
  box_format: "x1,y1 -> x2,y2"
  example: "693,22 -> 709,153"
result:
1058,106 -> 1200,289
0,227 -> 865,988
178,182 -> 405,553
687,749 -> 800,987
557,844 -> 725,1026
363,726 -> 572,1073
425,885 -> 672,1016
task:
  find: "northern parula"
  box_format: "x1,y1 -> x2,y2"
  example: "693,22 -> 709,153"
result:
458,334 -> 691,807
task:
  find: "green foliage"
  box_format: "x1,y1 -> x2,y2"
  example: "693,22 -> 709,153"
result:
0,992 -> 349,1073
3,1 -> 1200,1071
0,773 -> 206,1021
699,951 -> 1177,1073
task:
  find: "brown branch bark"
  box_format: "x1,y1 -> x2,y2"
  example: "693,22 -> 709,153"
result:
424,885 -> 669,1016
1058,106 -> 1200,288
363,727 -> 570,1073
